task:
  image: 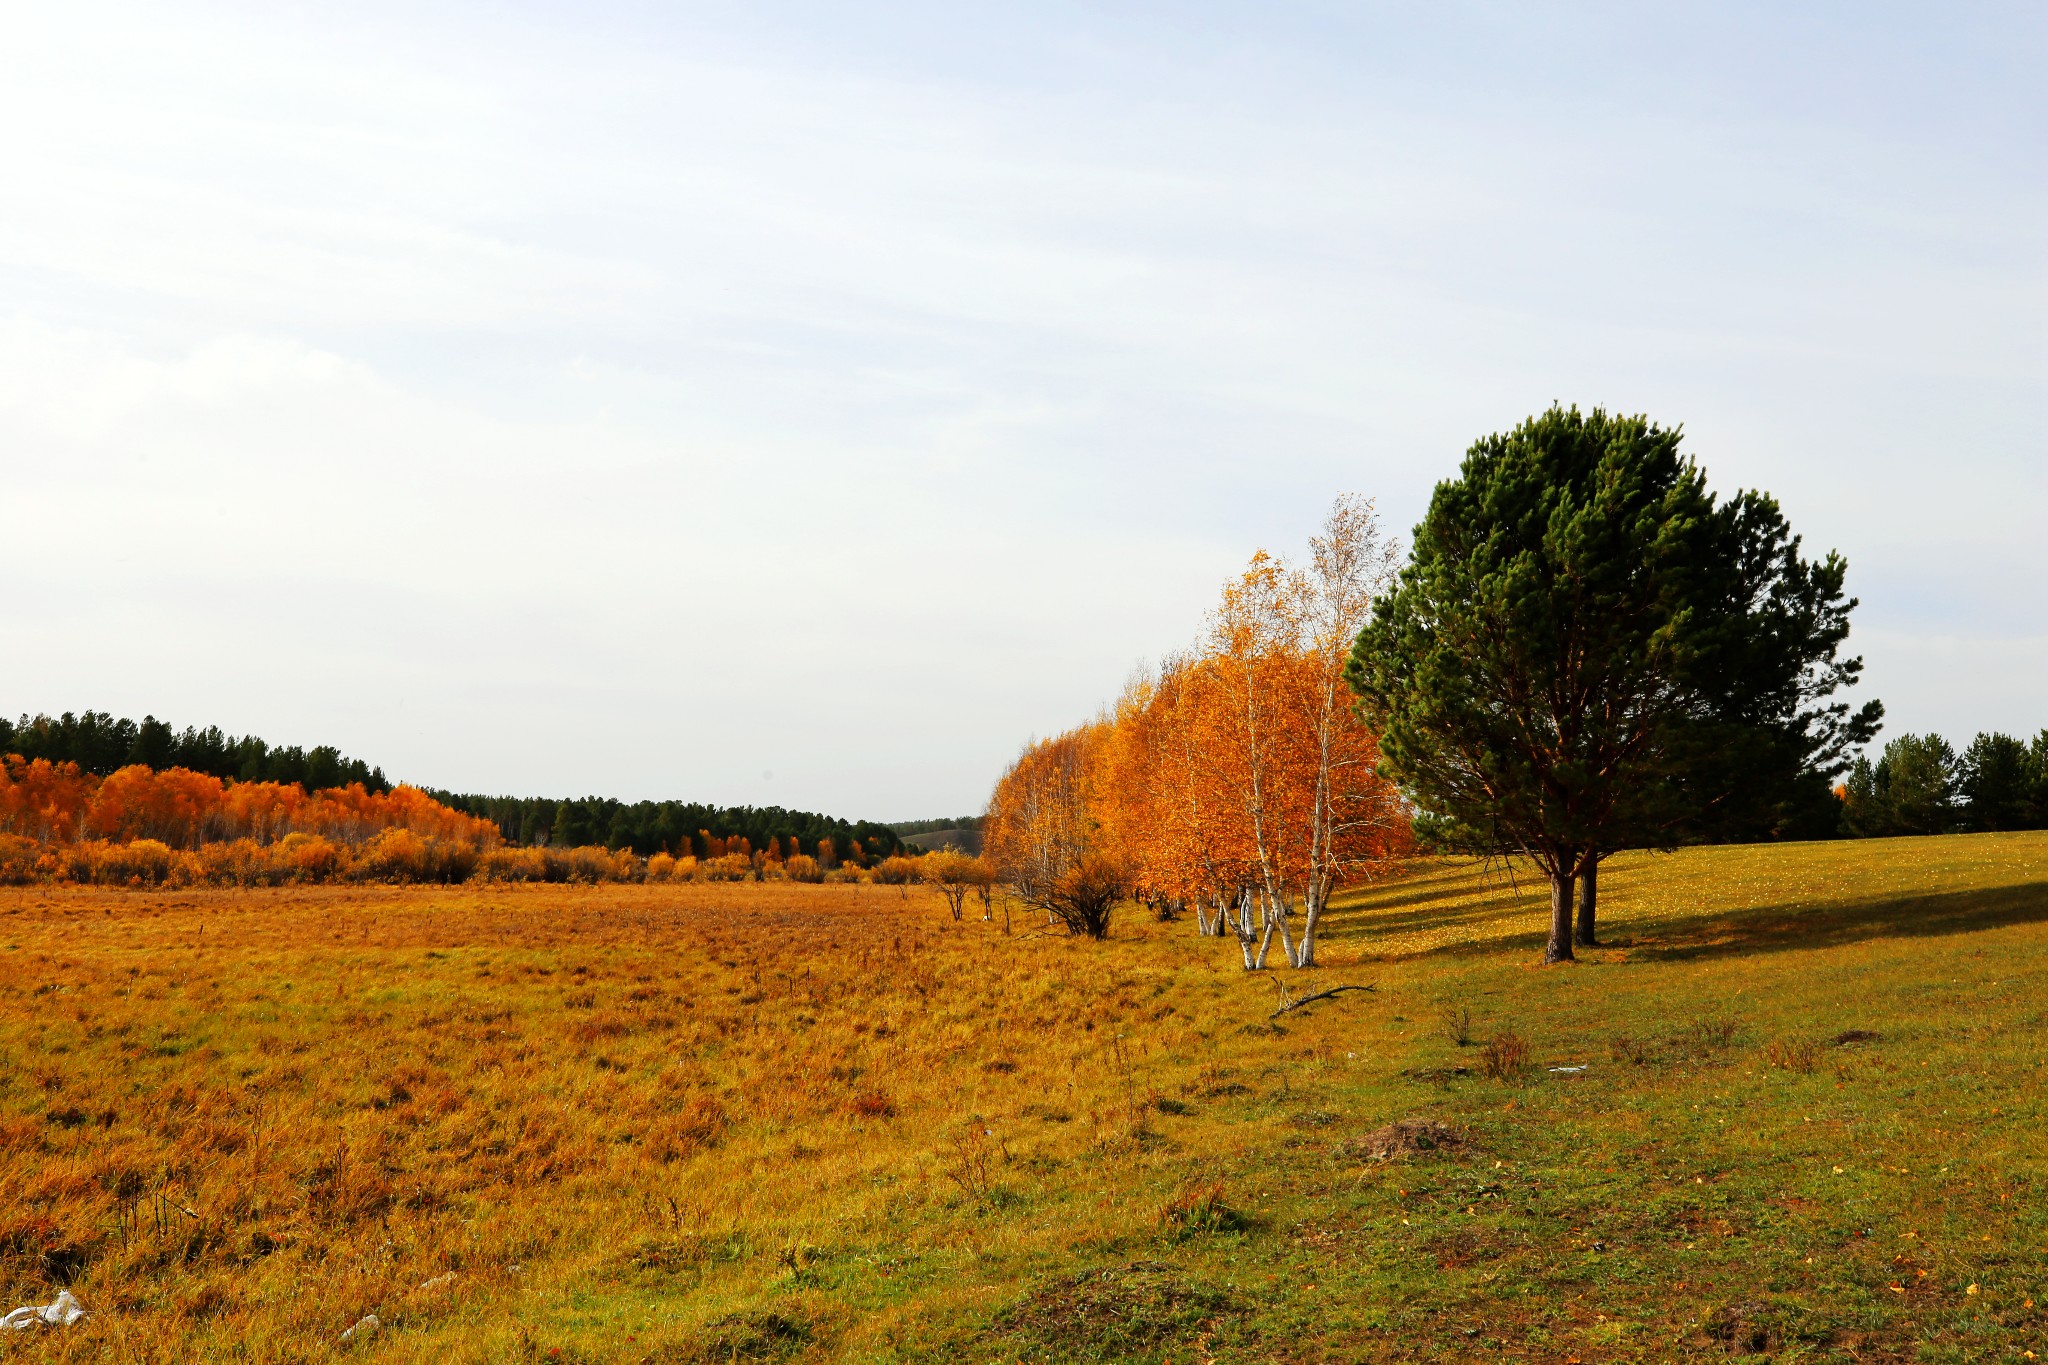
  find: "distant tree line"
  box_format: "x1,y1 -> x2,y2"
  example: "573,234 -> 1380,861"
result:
425,792 -> 905,861
2,710 -> 389,793
1,708 -> 904,861
1843,731 -> 2048,837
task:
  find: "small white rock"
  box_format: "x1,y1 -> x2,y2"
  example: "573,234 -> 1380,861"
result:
341,1313 -> 380,1342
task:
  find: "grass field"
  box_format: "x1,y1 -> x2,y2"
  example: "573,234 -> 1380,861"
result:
2,833 -> 2045,1363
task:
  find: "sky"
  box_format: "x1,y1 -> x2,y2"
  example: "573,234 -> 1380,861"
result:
2,1 -> 2042,820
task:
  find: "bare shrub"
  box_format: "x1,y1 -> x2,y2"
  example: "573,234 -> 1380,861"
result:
1762,1039 -> 1822,1074
944,1123 -> 1004,1203
1688,1017 -> 1742,1051
1044,854 -> 1124,939
1478,1029 -> 1532,1083
1437,1000 -> 1473,1047
1608,1034 -> 1658,1066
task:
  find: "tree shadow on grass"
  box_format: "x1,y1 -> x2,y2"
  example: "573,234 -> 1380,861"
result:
1324,864 -> 1548,948
1623,880 -> 2048,963
1340,868 -> 1536,916
1331,877 -> 2048,964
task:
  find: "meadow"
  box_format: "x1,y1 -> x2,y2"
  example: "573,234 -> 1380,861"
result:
1,833 -> 2045,1363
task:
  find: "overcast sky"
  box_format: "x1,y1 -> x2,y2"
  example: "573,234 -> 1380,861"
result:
2,1 -> 2042,819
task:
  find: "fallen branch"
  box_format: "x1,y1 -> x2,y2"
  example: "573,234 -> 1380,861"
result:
1270,983 -> 1376,1019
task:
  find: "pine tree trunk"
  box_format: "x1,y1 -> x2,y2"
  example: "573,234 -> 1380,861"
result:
1546,869 -> 1576,963
1575,859 -> 1599,947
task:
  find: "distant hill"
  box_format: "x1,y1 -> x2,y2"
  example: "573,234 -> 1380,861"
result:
897,825 -> 982,855
888,816 -> 983,837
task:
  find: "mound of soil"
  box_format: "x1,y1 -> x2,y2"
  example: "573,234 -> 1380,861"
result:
681,1311 -> 811,1362
1346,1118 -> 1465,1161
990,1261 -> 1241,1358
1705,1300 -> 1777,1355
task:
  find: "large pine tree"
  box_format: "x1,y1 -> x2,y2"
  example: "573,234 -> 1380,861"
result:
1346,406 -> 1879,961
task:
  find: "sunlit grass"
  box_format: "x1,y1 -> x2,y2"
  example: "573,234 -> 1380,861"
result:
3,834 -> 2046,1361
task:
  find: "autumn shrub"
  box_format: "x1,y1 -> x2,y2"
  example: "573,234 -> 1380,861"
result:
433,837 -> 481,883
0,821 -> 811,890
478,846 -> 549,882
547,845 -> 642,883
352,828 -> 429,882
46,837 -> 184,887
93,837 -> 180,887
349,829 -> 479,884
783,854 -> 823,884
277,832 -> 342,882
871,855 -> 920,886
196,836 -> 294,886
698,853 -> 756,883
0,835 -> 38,885
48,842 -> 95,885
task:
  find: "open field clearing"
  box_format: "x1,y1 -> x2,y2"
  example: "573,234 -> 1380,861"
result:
3,834 -> 2046,1363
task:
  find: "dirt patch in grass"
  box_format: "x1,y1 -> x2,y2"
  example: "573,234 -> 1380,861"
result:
989,1260 -> 1242,1359
1703,1300 -> 1782,1356
1833,1028 -> 1882,1046
678,1309 -> 813,1362
1200,1081 -> 1254,1098
1401,1064 -> 1472,1086
1426,1227 -> 1498,1269
1341,1118 -> 1465,1161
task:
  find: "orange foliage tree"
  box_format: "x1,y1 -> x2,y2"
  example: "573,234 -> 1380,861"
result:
983,724 -> 1123,938
986,496 -> 1412,966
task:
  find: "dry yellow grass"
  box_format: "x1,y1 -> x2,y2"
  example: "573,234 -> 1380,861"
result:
3,834 -> 2046,1362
